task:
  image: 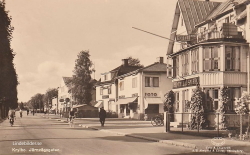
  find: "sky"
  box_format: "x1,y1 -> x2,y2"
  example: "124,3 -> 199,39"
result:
5,0 -> 225,102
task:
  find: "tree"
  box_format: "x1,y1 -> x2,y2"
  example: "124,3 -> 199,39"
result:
71,50 -> 93,105
163,90 -> 175,122
43,88 -> 58,110
190,85 -> 207,130
216,87 -> 230,130
29,93 -> 44,110
127,56 -> 144,67
0,1 -> 18,118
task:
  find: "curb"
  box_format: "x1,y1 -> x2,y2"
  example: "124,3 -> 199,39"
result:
79,124 -> 196,149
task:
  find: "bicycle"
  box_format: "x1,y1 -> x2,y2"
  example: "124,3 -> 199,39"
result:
69,116 -> 75,128
151,114 -> 164,126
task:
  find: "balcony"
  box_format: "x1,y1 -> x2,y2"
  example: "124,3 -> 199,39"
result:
200,72 -> 247,86
197,30 -> 245,43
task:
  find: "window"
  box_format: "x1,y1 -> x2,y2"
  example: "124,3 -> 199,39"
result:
203,46 -> 220,71
145,77 -> 150,87
227,87 -> 241,111
181,52 -> 189,76
100,88 -> 103,95
225,46 -> 240,71
205,88 -> 219,111
173,56 -> 179,78
119,81 -> 124,91
175,92 -> 180,112
104,74 -> 108,81
191,48 -> 199,74
145,77 -> 159,87
153,77 -> 159,87
132,77 -> 137,88
108,86 -> 111,94
182,90 -> 189,112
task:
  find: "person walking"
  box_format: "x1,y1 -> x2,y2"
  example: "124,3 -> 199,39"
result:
32,109 -> 35,116
19,109 -> 23,118
99,107 -> 106,127
27,109 -> 29,116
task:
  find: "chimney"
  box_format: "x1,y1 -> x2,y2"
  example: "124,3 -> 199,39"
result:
122,59 -> 129,66
157,57 -> 164,63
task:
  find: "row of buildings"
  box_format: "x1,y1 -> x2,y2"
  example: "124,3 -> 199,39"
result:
55,0 -> 250,127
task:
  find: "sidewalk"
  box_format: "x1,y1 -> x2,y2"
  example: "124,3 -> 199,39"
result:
41,114 -> 250,154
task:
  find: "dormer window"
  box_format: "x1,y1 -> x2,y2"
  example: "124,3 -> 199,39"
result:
104,74 -> 108,81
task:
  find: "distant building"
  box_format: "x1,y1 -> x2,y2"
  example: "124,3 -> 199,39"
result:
115,57 -> 172,119
58,77 -> 73,113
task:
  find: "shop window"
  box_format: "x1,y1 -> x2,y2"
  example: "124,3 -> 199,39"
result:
225,46 -> 240,71
153,77 -> 159,87
205,88 -> 219,111
203,46 -> 220,71
132,77 -> 137,88
182,90 -> 189,112
191,48 -> 199,74
145,104 -> 159,114
119,81 -> 124,91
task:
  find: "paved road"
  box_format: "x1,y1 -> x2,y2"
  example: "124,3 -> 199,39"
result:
0,114 -> 198,155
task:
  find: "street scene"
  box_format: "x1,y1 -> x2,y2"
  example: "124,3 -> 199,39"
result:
1,0 -> 250,155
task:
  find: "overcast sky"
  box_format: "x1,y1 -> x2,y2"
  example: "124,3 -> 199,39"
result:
5,0 -> 225,102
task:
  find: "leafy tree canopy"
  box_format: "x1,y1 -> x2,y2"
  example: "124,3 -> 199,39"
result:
127,56 -> 144,67
71,50 -> 94,105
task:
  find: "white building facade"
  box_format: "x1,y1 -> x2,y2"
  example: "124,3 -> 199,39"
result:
115,57 -> 172,119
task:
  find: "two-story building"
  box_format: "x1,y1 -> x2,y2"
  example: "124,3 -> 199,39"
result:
115,57 -> 172,119
167,0 -> 250,126
58,77 -> 73,113
95,59 -> 142,112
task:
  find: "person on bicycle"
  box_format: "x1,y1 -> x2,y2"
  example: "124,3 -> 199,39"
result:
8,109 -> 16,124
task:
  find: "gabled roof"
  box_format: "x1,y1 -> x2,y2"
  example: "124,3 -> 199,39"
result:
204,0 -> 247,22
96,65 -> 142,86
167,0 -> 221,55
115,62 -> 168,79
141,62 -> 167,72
62,77 -> 72,87
178,0 -> 221,34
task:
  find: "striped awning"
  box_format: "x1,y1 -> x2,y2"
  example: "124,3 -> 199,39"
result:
94,101 -> 103,108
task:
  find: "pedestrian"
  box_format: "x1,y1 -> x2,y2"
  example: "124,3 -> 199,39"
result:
99,107 -> 106,127
27,109 -> 29,116
32,109 -> 35,116
19,109 -> 23,118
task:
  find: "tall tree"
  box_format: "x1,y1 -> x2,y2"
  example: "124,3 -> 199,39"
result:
127,56 -> 144,67
43,88 -> 58,109
71,50 -> 93,105
0,1 -> 18,115
30,93 -> 44,110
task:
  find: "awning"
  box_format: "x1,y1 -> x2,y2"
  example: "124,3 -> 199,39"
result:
144,97 -> 163,109
94,100 -> 103,108
114,97 -> 138,105
73,104 -> 87,109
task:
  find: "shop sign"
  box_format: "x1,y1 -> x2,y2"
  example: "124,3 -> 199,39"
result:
173,77 -> 199,89
145,93 -> 157,97
176,34 -> 196,42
